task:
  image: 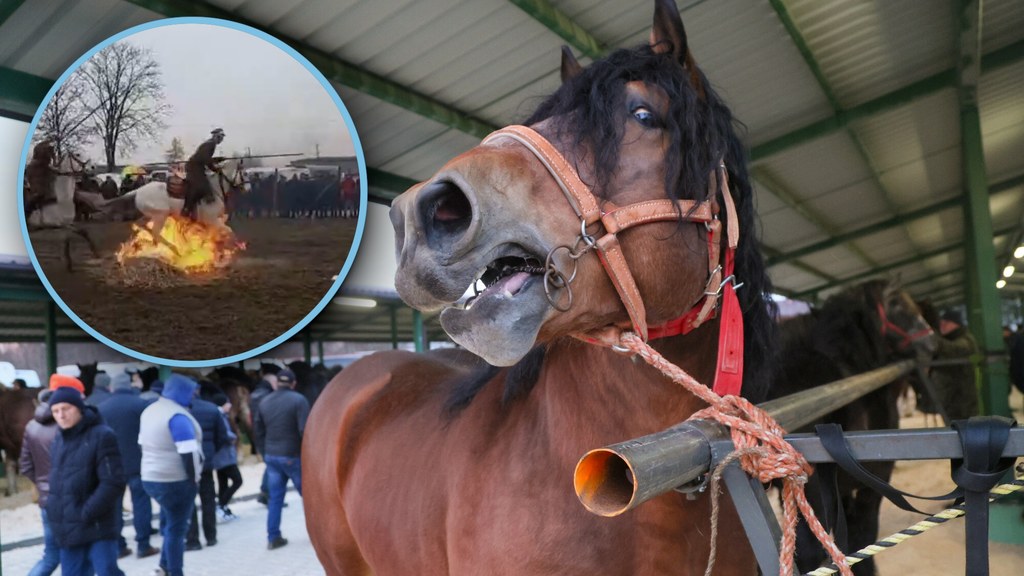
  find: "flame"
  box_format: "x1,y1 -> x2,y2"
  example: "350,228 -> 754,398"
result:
116,215 -> 245,273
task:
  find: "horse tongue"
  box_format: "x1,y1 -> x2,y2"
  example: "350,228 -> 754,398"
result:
497,271 -> 531,296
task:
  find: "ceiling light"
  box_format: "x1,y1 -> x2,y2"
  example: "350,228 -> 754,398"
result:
1015,246 -> 1024,259
996,279 -> 1007,289
334,297 -> 377,308
1003,265 -> 1015,278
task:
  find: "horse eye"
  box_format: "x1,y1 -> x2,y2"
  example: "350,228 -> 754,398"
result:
632,106 -> 658,128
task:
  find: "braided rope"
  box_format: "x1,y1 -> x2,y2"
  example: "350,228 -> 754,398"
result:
804,478 -> 1024,575
618,332 -> 853,576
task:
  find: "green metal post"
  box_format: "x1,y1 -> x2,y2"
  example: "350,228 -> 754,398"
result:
317,340 -> 324,364
45,300 -> 57,377
958,0 -> 1009,417
158,365 -> 172,381
303,330 -> 312,364
413,310 -> 425,353
390,305 -> 399,350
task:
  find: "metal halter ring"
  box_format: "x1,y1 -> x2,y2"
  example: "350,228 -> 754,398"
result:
543,267 -> 573,312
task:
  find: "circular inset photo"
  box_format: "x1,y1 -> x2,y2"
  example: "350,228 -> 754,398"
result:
18,18 -> 366,366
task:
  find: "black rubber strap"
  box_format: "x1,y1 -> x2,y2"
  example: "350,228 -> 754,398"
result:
816,423 -> 959,515
949,416 -> 1017,576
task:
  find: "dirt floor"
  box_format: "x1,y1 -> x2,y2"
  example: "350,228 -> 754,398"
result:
27,218 -> 357,360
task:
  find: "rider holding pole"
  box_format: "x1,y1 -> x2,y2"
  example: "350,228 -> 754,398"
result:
183,128 -> 226,220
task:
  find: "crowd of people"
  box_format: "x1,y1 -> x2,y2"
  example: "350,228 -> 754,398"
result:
17,366 -> 310,576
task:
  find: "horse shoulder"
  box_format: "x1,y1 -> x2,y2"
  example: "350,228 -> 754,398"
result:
305,349 -> 475,575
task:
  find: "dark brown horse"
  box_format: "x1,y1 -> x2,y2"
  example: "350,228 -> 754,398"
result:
0,387 -> 37,496
304,2 -> 778,574
769,279 -> 936,575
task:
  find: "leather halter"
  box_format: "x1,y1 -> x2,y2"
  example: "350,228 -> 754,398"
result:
877,301 -> 934,352
481,125 -> 745,396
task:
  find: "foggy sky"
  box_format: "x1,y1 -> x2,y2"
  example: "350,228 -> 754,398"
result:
77,23 -> 357,166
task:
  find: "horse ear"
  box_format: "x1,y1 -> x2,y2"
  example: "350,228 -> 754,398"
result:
650,0 -> 688,62
560,46 -> 583,84
650,0 -> 706,98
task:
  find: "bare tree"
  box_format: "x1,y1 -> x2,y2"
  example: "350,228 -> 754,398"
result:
165,136 -> 186,164
33,71 -> 95,160
79,42 -> 171,172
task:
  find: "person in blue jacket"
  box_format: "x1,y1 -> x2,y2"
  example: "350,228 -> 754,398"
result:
46,386 -> 127,576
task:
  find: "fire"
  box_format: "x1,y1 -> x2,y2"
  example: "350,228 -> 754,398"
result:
116,215 -> 245,273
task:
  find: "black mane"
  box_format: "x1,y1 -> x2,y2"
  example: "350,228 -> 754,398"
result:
447,42 -> 778,413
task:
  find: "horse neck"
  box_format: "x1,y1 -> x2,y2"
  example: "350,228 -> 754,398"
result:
537,325 -> 720,449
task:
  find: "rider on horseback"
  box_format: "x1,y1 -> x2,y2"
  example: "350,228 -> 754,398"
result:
182,128 -> 226,219
24,140 -> 57,216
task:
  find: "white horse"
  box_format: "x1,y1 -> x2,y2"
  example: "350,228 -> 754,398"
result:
106,159 -> 248,251
25,153 -> 99,270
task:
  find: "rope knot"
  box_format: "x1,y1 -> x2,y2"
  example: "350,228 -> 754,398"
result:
617,331 -> 852,576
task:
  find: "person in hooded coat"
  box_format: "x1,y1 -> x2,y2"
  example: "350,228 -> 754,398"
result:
46,386 -> 127,576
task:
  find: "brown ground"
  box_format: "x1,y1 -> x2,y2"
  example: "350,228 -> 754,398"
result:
27,218 -> 357,361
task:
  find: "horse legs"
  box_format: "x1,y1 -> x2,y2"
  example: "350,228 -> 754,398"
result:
144,214 -> 181,256
4,458 -> 17,496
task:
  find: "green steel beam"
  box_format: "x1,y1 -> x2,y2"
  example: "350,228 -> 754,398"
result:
367,167 -> 418,198
750,37 -> 1024,162
767,172 -> 1024,267
0,0 -> 26,27
754,166 -> 878,268
123,0 -> 496,138
45,300 -> 57,377
0,287 -> 50,301
769,0 -> 841,109
0,65 -> 53,117
768,0 -> 912,263
509,0 -> 604,59
958,0 -> 1008,417
761,244 -> 835,284
789,224 -> 1017,300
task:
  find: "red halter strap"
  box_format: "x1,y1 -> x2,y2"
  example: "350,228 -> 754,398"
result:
481,125 -> 744,397
876,302 -> 934,352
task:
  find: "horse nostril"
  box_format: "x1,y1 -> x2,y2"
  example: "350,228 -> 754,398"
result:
417,180 -> 473,246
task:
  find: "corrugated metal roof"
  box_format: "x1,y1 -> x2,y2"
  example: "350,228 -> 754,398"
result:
1,0 -> 1022,347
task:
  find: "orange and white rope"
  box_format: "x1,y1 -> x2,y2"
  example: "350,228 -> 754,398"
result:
618,332 -> 852,576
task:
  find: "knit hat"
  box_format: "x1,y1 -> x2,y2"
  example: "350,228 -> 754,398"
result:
277,369 -> 296,385
941,310 -> 964,326
111,373 -> 133,391
94,372 -> 112,391
49,374 -> 85,393
49,386 -> 86,412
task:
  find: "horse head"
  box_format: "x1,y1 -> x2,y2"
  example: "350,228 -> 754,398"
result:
875,279 -> 938,361
213,159 -> 250,198
390,0 -> 775,394
76,361 -> 99,396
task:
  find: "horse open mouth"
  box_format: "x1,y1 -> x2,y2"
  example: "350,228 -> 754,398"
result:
463,254 -> 545,309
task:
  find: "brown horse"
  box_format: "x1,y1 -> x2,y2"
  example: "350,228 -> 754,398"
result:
0,387 -> 38,496
304,2 -> 778,574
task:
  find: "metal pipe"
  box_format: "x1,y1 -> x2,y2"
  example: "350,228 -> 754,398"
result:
574,361 -> 916,516
759,360 -> 914,431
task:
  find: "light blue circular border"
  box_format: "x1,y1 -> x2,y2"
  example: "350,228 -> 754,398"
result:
17,17 -> 369,369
